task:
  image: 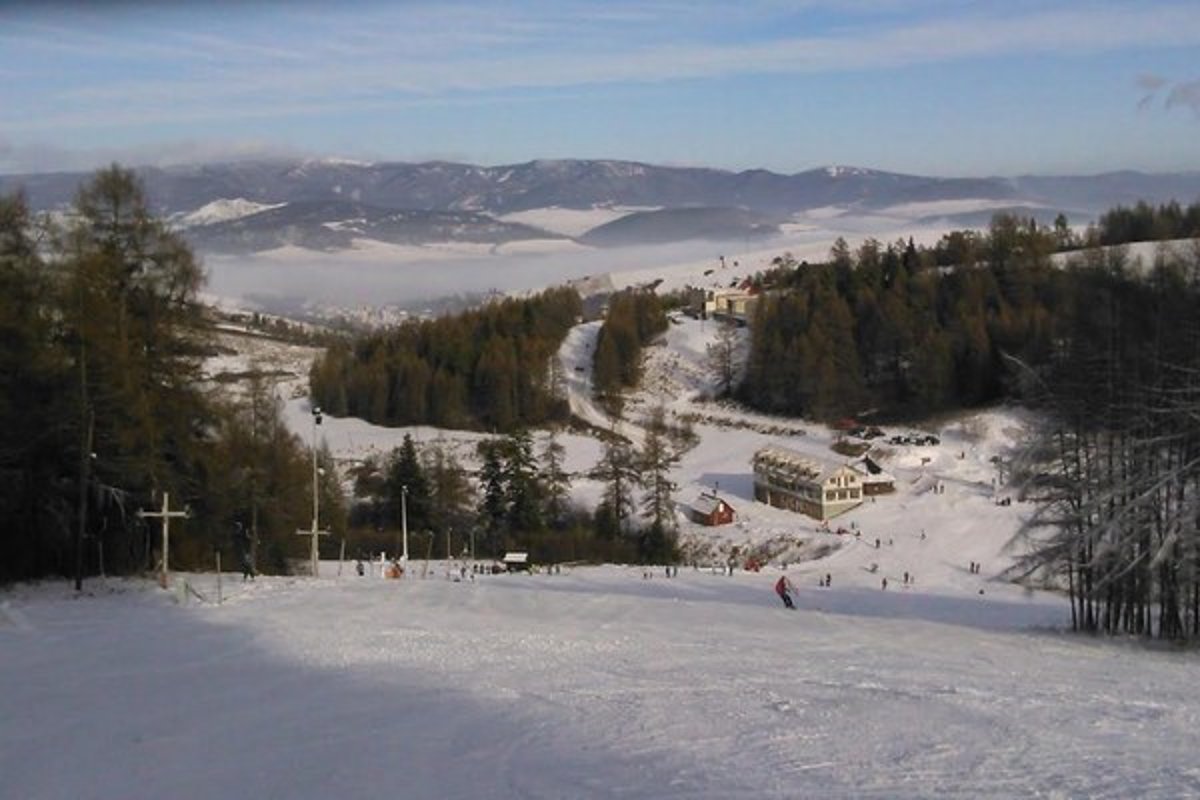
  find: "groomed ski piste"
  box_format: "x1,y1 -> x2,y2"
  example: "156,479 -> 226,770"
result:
7,254 -> 1200,798
4,561 -> 1199,799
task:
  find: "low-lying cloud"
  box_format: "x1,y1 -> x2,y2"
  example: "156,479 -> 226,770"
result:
0,137 -> 313,176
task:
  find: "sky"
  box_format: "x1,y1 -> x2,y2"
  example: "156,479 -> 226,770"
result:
1,0 -> 1198,177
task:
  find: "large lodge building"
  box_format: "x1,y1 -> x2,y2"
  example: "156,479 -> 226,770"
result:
752,444 -> 865,521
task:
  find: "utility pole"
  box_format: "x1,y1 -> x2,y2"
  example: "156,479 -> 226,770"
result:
75,412 -> 94,592
298,404 -> 329,577
312,405 -> 322,541
138,492 -> 189,588
401,484 -> 409,567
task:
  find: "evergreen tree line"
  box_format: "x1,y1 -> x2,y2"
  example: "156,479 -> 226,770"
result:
741,215 -> 1063,421
592,289 -> 668,405
346,416 -> 683,567
309,287 -> 582,432
740,212 -> 1200,423
1094,200 -> 1200,248
0,167 -> 337,584
1012,244 -> 1200,639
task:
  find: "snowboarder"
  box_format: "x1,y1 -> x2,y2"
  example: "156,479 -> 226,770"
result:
881,577 -> 888,590
825,573 -> 831,588
775,575 -> 796,609
355,559 -> 365,577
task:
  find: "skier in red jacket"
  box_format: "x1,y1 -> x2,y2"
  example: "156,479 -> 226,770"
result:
775,575 -> 796,609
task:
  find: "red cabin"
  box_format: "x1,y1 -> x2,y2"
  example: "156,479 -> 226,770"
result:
690,492 -> 735,526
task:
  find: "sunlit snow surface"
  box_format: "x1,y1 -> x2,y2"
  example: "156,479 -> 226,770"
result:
3,566 -> 1199,800
24,234 -> 1199,798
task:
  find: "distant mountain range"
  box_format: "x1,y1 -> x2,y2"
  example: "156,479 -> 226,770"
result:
3,158 -> 1198,253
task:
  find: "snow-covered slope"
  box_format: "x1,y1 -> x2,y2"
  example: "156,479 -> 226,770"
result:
11,284 -> 1198,798
4,565 -> 1197,799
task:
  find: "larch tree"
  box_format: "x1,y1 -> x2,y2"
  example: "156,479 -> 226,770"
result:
422,439 -> 475,550
592,431 -> 641,537
58,166 -> 212,581
705,319 -> 742,398
0,193 -> 73,582
638,405 -> 679,560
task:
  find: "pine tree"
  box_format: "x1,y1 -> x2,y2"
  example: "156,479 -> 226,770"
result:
592,432 -> 641,535
639,406 -> 678,533
502,429 -> 543,536
476,439 -> 507,558
388,434 -> 431,535
423,440 -> 474,542
540,432 -> 571,529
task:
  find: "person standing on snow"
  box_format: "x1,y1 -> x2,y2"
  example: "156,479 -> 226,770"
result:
775,575 -> 796,609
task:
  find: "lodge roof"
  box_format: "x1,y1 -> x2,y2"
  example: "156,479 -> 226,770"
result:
753,444 -> 861,485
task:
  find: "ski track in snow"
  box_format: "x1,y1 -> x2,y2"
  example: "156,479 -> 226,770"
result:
3,569 -> 1199,800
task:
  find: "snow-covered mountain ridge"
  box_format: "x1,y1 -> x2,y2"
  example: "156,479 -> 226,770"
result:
5,158 -> 1199,254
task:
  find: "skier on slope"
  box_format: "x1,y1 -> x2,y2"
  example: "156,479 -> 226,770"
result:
775,575 -> 796,609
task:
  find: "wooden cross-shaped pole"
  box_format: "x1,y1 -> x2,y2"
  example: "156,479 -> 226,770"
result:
296,522 -> 330,577
138,492 -> 188,588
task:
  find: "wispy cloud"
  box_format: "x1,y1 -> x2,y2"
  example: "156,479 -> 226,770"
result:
3,0 -> 1199,175
1138,73 -> 1167,110
1166,80 -> 1200,117
7,1 -> 1200,135
1137,74 -> 1167,92
1134,73 -> 1200,118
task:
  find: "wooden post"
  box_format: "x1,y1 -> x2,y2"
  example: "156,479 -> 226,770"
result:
296,524 -> 330,577
138,492 -> 188,588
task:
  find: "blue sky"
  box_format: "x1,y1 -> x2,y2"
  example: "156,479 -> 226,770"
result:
1,0 -> 1198,176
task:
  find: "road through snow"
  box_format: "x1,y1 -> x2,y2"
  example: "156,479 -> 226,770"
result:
559,321 -> 646,449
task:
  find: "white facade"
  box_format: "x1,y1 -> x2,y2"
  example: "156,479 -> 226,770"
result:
752,444 -> 864,520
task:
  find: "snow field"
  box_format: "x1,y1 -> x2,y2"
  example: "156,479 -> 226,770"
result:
3,569 -> 1198,799
134,228 -> 1200,797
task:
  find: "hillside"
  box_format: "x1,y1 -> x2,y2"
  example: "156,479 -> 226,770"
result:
8,249 -> 1197,799
5,158 -> 1199,255
202,301 -> 1040,586
579,207 -> 780,247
